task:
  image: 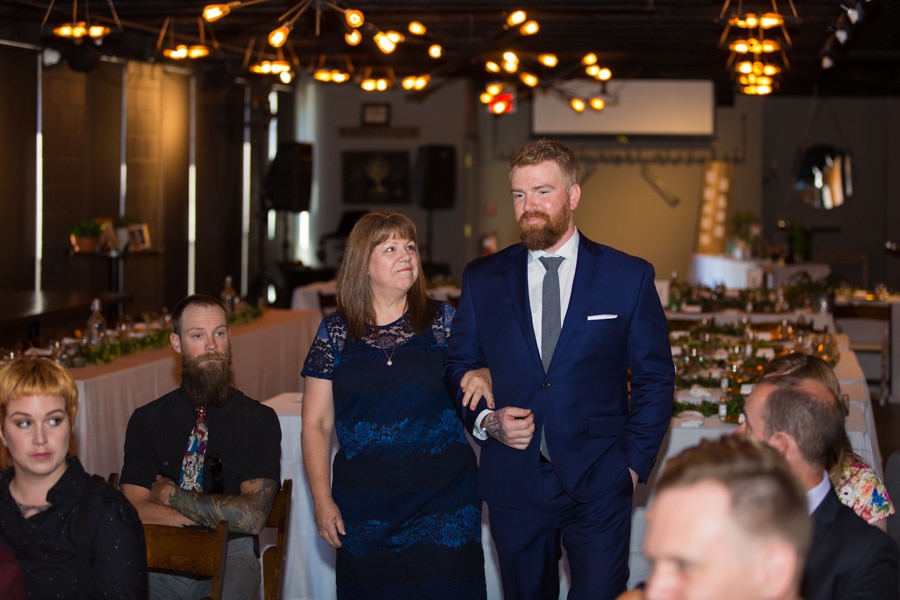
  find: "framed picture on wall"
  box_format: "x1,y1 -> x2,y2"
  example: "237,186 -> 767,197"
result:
360,103 -> 391,126
342,151 -> 410,205
127,223 -> 152,251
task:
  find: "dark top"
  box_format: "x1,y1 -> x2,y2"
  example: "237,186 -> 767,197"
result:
0,457 -> 147,600
120,388 -> 282,496
302,302 -> 486,599
0,535 -> 25,600
802,488 -> 900,600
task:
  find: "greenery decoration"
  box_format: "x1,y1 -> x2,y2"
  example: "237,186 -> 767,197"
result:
68,219 -> 104,238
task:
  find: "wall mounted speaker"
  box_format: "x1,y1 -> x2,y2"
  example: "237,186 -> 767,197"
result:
413,145 -> 456,210
264,142 -> 313,212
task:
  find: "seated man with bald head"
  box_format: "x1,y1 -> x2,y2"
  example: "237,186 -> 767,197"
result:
641,435 -> 811,600
738,374 -> 899,600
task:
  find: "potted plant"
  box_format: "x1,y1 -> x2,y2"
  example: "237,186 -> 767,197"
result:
68,219 -> 104,253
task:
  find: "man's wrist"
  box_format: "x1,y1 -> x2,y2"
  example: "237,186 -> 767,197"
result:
473,409 -> 494,440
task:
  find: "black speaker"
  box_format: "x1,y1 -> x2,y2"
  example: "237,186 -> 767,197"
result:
414,145 -> 456,210
264,142 -> 313,212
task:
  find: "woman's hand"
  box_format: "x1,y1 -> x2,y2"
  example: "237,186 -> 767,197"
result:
460,367 -> 495,410
313,496 -> 346,549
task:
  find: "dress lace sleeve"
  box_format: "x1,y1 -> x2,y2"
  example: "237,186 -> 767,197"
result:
301,315 -> 347,380
433,300 -> 455,348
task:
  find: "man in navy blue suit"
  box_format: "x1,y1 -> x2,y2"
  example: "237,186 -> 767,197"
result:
738,375 -> 899,600
444,139 -> 674,600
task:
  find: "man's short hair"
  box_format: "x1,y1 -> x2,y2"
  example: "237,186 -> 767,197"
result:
656,435 -> 811,565
759,374 -> 845,470
509,139 -> 579,188
170,294 -> 226,337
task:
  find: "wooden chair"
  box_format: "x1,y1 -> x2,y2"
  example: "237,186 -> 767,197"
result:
317,291 -> 338,317
833,302 -> 891,404
143,521 -> 229,600
262,479 -> 293,600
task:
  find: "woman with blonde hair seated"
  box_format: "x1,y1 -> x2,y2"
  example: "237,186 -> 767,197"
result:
762,352 -> 894,530
0,357 -> 147,599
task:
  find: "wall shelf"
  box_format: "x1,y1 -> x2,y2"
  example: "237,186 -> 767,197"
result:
338,126 -> 419,139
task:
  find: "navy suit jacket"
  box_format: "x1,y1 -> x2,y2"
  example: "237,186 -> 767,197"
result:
443,233 -> 674,507
802,489 -> 899,600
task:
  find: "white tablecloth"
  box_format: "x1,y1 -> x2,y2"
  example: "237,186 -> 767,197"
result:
291,281 -> 337,312
72,309 -> 322,478
261,392 -> 568,600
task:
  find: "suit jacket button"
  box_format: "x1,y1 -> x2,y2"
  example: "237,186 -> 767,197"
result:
543,381 -> 551,388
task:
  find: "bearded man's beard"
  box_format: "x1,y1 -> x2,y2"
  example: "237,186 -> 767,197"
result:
181,350 -> 235,408
517,204 -> 571,251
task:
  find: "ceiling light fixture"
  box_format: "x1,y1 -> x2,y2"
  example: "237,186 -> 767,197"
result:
401,74 -> 431,90
43,0 -> 122,41
157,17 -> 216,60
719,0 -> 797,95
312,54 -> 352,84
505,11 -> 527,28
408,21 -> 427,36
359,67 -> 395,92
202,0 -> 269,23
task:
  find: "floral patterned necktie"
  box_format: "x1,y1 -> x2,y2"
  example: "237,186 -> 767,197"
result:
179,406 -> 208,491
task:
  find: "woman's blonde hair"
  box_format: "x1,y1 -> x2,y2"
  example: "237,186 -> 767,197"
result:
0,357 -> 78,470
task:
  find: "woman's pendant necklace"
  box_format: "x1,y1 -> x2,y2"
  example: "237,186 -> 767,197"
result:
383,346 -> 396,366
378,332 -> 397,366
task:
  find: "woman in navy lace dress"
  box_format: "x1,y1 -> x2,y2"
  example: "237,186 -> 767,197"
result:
302,211 -> 486,599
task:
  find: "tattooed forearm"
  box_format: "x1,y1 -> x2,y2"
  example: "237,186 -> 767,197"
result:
168,478 -> 278,534
482,412 -> 509,445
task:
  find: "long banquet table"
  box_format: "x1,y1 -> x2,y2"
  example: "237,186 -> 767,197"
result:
73,308 -> 322,478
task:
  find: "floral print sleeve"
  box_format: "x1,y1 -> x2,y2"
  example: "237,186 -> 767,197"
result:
837,457 -> 895,524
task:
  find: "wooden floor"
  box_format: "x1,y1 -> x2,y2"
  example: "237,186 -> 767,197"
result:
873,400 -> 900,467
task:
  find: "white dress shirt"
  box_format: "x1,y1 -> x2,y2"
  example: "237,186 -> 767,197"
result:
528,230 -> 580,357
473,231 -> 581,438
806,470 -> 832,514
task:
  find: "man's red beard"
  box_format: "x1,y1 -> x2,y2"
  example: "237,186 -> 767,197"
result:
181,350 -> 235,408
517,204 -> 571,251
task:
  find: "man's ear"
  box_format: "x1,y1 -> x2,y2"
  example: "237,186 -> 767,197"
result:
752,541 -> 798,600
170,332 -> 182,354
767,431 -> 797,459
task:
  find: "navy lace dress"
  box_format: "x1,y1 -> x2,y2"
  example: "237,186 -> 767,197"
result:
302,301 -> 486,600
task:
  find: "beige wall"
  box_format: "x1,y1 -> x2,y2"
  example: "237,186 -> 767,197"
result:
469,95 -> 764,283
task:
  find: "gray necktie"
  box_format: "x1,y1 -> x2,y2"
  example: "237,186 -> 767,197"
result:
540,256 -> 564,372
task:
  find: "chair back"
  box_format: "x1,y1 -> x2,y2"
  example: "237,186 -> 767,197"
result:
143,521 -> 229,600
833,302 -> 891,403
262,479 -> 293,600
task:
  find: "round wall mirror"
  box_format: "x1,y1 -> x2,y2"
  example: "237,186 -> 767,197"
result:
793,144 -> 852,210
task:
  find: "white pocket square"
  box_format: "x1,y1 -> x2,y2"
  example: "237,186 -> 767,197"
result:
587,314 -> 618,321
